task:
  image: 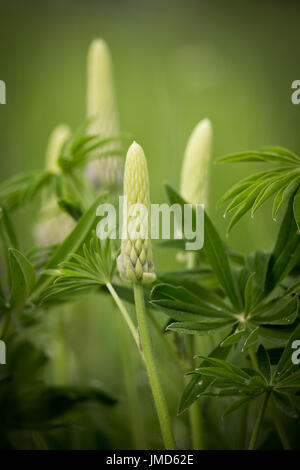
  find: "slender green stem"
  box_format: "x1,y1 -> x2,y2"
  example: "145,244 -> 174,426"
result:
270,395 -> 292,450
133,283 -> 176,450
117,316 -> 146,449
248,392 -> 270,450
187,336 -> 204,450
106,282 -> 140,353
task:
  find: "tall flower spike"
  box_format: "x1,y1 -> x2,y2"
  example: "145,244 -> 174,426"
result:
180,118 -> 212,208
86,38 -> 123,190
117,142 -> 155,283
34,125 -> 75,246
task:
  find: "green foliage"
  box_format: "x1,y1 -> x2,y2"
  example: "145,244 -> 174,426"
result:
41,235 -> 117,304
217,147 -> 300,231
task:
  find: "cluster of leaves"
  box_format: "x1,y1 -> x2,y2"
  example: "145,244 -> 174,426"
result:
217,147 -> 300,231
41,235 -> 118,304
145,172 -> 300,447
0,123 -> 127,219
0,337 -> 117,449
0,188 -> 119,448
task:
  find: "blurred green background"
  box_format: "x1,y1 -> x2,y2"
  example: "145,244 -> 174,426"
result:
0,0 -> 300,449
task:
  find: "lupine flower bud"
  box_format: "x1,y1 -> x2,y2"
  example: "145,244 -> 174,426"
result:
117,142 -> 155,283
180,118 -> 212,208
34,125 -> 75,246
86,38 -> 123,190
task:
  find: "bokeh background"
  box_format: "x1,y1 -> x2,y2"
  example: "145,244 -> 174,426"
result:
0,0 -> 300,449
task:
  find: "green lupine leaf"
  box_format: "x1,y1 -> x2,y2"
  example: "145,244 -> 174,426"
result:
31,193 -> 107,302
0,170 -> 54,210
195,367 -> 249,385
220,329 -> 246,347
203,212 -> 242,309
251,295 -> 298,325
167,319 -> 235,336
256,345 -> 272,383
223,180 -> 266,217
57,198 -> 83,221
0,207 -> 19,250
178,344 -> 230,414
41,235 -> 117,304
223,396 -> 255,418
246,251 -> 272,292
244,273 -> 256,314
293,187 -> 300,230
164,183 -> 241,309
261,146 -> 300,162
275,323 -> 300,378
196,356 -> 251,379
267,198 -> 300,290
272,391 -> 299,418
217,150 -> 299,165
218,168 -> 287,207
251,173 -> 298,216
272,176 -> 300,221
242,327 -> 260,351
150,284 -> 234,322
276,371 -> 300,390
258,326 -> 295,345
8,248 -> 36,309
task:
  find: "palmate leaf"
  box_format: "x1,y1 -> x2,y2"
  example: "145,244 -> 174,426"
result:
178,344 -> 231,414
217,146 -> 300,231
0,170 -> 54,210
31,193 -> 108,303
182,331 -> 300,417
150,284 -> 234,322
40,235 -> 117,304
8,248 -> 36,310
57,122 -> 128,173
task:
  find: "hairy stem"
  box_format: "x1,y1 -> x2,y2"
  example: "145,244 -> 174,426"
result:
134,283 -> 176,450
187,335 -> 204,450
248,392 -> 270,450
106,282 -> 140,352
117,314 -> 146,449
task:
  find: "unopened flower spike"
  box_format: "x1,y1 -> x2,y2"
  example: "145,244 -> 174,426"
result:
180,118 -> 212,208
117,141 -> 156,284
86,38 -> 123,190
34,124 -> 75,246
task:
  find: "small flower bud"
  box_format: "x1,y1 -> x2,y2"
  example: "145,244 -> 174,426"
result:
180,118 -> 212,208
86,39 -> 123,190
117,142 -> 155,283
35,125 -> 75,246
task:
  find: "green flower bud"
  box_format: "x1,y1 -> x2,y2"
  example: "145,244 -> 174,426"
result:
86,38 -> 123,190
35,125 -> 75,246
180,118 -> 212,208
117,142 -> 155,284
